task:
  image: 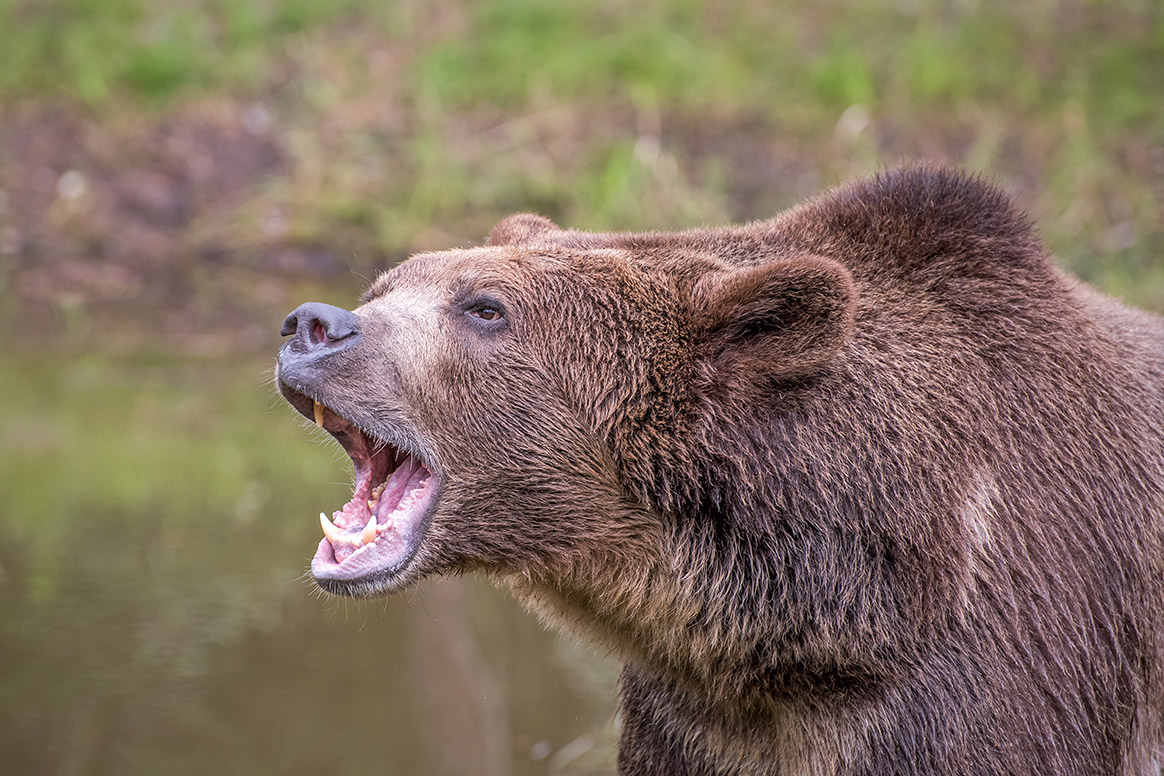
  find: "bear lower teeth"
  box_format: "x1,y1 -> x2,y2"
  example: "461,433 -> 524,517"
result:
319,512 -> 344,544
361,514 -> 377,545
319,511 -> 380,549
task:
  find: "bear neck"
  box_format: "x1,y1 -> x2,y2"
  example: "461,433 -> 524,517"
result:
499,460 -> 914,707
504,357 -> 982,706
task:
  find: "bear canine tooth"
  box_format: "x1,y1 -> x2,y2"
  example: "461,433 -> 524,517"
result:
319,512 -> 344,544
360,514 -> 377,546
313,400 -> 324,428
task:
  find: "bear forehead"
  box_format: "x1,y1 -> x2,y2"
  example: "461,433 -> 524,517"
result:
362,245 -> 647,304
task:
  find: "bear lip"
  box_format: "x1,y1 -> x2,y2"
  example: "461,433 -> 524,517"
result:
280,386 -> 438,588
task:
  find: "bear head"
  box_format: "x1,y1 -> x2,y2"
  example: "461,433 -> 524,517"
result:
276,218 -> 855,605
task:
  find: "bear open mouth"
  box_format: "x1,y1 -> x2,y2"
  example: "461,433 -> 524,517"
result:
288,394 -> 438,586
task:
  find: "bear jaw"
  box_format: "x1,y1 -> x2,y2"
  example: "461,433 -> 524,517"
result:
280,386 -> 441,595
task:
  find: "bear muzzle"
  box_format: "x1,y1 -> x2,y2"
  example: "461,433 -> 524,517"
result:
276,310 -> 442,596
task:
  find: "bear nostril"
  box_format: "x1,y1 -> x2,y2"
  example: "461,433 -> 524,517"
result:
281,302 -> 361,350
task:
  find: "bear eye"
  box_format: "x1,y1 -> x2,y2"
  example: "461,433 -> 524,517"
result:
463,298 -> 507,327
469,306 -> 501,321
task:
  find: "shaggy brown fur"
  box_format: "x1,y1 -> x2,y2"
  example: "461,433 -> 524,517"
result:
277,164 -> 1164,775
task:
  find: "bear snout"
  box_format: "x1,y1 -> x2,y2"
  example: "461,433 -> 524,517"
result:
276,302 -> 366,411
278,301 -> 363,375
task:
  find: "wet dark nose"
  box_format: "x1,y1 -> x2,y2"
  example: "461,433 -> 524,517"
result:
281,302 -> 361,352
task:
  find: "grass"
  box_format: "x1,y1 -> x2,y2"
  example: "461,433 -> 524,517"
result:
0,0 -> 401,104
4,0 -> 1159,134
0,0 -> 1161,318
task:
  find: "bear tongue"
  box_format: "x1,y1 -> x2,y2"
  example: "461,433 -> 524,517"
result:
374,455 -> 422,517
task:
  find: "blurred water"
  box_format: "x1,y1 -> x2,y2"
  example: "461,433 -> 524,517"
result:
0,352 -> 617,775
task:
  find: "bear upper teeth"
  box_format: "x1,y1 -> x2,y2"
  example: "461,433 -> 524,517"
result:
313,400 -> 325,428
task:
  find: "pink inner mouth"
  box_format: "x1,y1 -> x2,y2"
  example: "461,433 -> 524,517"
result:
310,407 -> 436,582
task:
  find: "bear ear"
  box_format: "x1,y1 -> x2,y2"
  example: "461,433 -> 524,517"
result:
692,256 -> 856,383
488,213 -> 562,246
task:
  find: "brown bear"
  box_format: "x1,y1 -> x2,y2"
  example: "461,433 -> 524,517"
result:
276,164 -> 1164,775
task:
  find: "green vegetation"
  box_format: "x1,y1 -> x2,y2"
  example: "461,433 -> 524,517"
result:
1,0 -> 1160,320
0,0 -> 399,103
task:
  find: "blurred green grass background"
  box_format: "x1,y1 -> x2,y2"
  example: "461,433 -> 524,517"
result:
1,0 -> 1161,348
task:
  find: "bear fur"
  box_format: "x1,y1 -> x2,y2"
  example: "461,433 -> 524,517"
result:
276,164 -> 1164,775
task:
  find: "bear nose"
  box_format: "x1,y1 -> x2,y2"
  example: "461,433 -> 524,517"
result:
281,302 -> 362,351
